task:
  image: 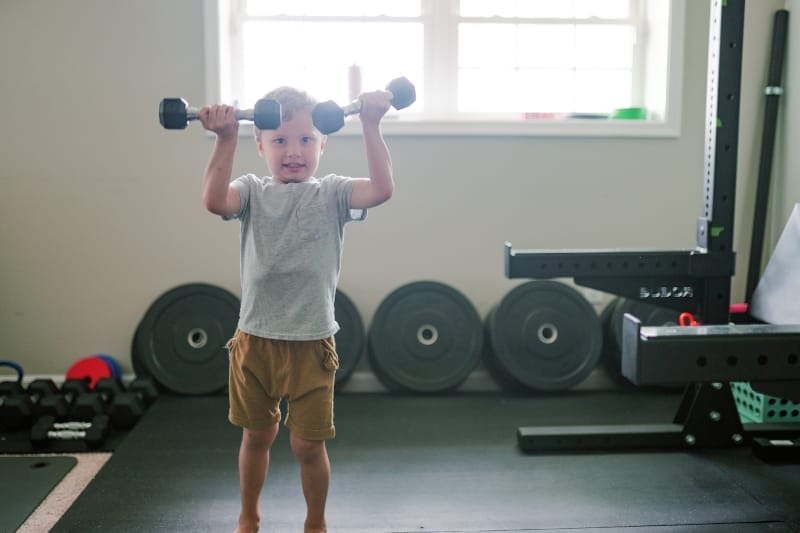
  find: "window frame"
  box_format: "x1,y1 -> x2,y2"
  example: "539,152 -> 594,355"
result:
204,0 -> 686,138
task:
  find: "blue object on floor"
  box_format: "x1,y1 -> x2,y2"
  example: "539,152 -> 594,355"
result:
95,354 -> 122,378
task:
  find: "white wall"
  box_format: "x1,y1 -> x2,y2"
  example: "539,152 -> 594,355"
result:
0,0 -> 788,376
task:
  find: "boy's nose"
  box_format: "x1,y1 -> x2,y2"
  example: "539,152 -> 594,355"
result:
286,140 -> 302,154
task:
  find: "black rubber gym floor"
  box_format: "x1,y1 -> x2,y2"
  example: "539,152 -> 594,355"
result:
52,390 -> 800,532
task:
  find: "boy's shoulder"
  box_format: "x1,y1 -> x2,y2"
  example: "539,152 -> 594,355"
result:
317,173 -> 354,188
232,173 -> 269,189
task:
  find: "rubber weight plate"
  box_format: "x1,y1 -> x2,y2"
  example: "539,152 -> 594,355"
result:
66,356 -> 113,389
483,305 -> 531,393
133,283 -> 240,395
95,354 -> 122,378
486,281 -> 602,391
368,281 -> 483,393
609,298 -> 681,351
333,289 -> 364,386
130,323 -> 150,379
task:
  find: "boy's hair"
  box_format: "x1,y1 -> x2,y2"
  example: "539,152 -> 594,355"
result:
254,86 -> 318,137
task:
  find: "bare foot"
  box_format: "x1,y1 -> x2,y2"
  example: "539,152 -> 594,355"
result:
233,519 -> 259,533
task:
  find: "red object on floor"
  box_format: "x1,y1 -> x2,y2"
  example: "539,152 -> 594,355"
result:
65,356 -> 113,389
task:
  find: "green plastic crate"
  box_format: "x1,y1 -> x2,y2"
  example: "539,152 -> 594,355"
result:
731,382 -> 800,423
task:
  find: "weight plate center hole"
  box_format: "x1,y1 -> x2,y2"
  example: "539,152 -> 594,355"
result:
187,328 -> 208,349
417,324 -> 439,346
538,323 -> 558,344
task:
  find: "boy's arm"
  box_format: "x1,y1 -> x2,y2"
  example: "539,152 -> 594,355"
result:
200,105 -> 242,217
349,91 -> 394,210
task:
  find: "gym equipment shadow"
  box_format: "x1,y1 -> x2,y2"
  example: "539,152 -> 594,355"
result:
52,390 -> 800,532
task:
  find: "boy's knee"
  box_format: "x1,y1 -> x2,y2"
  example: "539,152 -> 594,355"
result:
243,424 -> 279,449
290,434 -> 325,462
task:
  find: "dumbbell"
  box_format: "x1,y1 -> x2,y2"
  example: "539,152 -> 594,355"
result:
312,76 -> 417,135
159,97 -> 282,130
30,414 -> 109,449
78,376 -> 158,429
0,378 -> 60,429
68,377 -> 119,421
107,377 -> 159,429
1,381 -> 28,429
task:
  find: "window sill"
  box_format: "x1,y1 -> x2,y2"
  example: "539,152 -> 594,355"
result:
315,116 -> 680,138
228,116 -> 681,139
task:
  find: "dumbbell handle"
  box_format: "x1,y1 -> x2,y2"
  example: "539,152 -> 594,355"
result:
52,420 -> 92,430
313,77 -> 414,135
338,90 -> 395,119
183,107 -> 258,123
45,429 -> 91,440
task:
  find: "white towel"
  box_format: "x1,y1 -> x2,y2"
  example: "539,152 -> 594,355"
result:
750,203 -> 800,324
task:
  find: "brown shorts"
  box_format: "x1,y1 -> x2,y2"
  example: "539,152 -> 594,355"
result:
227,329 -> 339,440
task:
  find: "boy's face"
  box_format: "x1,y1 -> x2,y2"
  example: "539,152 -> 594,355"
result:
257,110 -> 326,184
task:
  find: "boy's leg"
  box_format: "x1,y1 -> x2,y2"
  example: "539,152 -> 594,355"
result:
290,434 -> 330,532
237,424 -> 280,533
285,336 -> 338,533
228,330 -> 286,533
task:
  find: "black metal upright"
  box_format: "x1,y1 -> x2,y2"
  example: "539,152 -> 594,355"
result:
696,0 -> 744,324
745,10 -> 790,304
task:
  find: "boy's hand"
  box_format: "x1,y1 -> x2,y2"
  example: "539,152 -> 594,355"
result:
199,104 -> 240,140
358,90 -> 391,126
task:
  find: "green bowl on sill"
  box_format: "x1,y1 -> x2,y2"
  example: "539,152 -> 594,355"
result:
611,107 -> 648,120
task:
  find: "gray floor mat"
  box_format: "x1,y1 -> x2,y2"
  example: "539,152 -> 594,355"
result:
0,455 -> 77,532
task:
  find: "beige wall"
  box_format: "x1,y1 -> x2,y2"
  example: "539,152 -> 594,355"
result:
0,0 -> 788,376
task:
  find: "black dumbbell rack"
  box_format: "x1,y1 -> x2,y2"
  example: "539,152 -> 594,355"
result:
0,377 -> 158,453
506,0 -> 800,454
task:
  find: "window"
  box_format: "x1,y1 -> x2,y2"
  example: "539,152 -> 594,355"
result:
204,0 -> 685,136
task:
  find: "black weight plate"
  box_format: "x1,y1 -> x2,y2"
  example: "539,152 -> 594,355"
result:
368,281 -> 483,393
133,283 -> 240,395
609,299 -> 681,354
483,305 -> 532,394
487,281 -> 602,392
130,323 -> 150,379
333,289 -> 364,386
600,297 -> 620,347
608,298 -> 682,362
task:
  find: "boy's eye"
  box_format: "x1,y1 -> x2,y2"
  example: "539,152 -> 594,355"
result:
302,137 -> 313,143
273,138 -> 285,144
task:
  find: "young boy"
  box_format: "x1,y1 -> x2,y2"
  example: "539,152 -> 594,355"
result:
199,86 -> 393,533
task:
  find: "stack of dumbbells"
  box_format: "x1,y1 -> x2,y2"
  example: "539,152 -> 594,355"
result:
0,376 -> 158,451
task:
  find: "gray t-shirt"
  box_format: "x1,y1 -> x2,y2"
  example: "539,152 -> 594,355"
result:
226,173 -> 366,340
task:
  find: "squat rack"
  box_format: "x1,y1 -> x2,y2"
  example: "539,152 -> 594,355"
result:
504,0 -> 800,453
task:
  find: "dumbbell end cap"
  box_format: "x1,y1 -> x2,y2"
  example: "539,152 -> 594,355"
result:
386,77 -> 416,111
312,101 -> 346,135
159,98 -> 190,129
253,98 -> 282,130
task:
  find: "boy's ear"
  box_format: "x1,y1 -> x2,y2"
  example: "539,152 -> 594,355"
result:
320,135 -> 327,154
256,137 -> 265,158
